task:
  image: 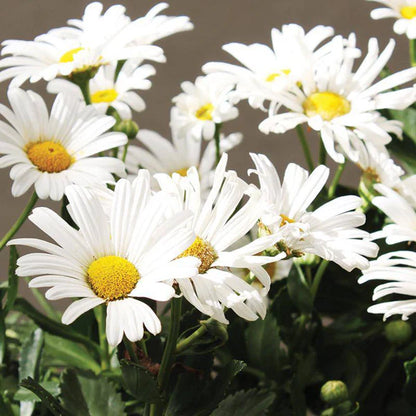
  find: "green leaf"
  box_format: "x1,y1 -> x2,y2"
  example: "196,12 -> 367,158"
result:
287,265 -> 313,314
60,369 -> 125,416
245,315 -> 285,379
210,389 -> 275,416
120,360 -> 161,403
390,108 -> 416,143
18,328 -> 44,416
14,381 -> 60,402
388,136 -> 416,175
0,304 -> 5,366
20,377 -> 69,416
404,356 -> 416,407
43,334 -> 101,373
13,298 -> 100,359
5,246 -> 18,313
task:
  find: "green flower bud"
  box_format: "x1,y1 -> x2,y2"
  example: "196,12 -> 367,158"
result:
321,380 -> 349,406
385,320 -> 412,346
295,253 -> 320,266
113,119 -> 139,140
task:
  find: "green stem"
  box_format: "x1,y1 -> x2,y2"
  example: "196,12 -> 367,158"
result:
410,39 -> 416,67
0,192 -> 38,251
295,125 -> 314,172
311,260 -> 329,300
294,261 -> 308,287
77,79 -> 92,105
122,143 -> 129,163
24,277 -> 60,320
328,162 -> 345,199
94,305 -> 110,370
175,322 -> 209,354
319,138 -> 326,165
359,346 -> 395,402
151,296 -> 182,415
214,123 -> 222,164
124,338 -> 139,364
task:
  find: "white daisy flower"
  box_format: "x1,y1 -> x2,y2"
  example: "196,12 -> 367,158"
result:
368,0 -> 416,39
10,174 -> 200,346
359,251 -> 416,320
125,128 -> 242,196
203,24 -> 335,109
47,60 -> 156,119
250,153 -> 379,271
356,142 -> 405,189
0,88 -> 126,201
0,2 -> 192,87
259,35 -> 416,163
371,183 -> 416,243
171,74 -> 239,141
155,154 -> 285,324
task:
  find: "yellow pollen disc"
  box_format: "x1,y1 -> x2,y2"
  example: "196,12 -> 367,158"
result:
266,69 -> 291,82
303,91 -> 351,121
59,47 -> 84,63
172,167 -> 189,177
87,256 -> 140,301
280,214 -> 295,227
195,103 -> 214,121
91,88 -> 118,104
401,6 -> 416,19
178,236 -> 217,274
26,141 -> 72,173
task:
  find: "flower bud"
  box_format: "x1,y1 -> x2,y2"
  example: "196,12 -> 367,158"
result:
295,253 -> 319,266
320,380 -> 349,406
113,119 -> 139,140
385,320 -> 412,346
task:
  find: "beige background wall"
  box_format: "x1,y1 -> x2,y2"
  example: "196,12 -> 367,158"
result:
0,0 -> 410,303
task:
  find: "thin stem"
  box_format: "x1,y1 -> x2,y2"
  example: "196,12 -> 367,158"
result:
175,322 -> 209,354
311,260 -> 329,300
94,305 -> 110,370
24,277 -> 60,320
75,78 -> 92,105
214,123 -> 222,165
327,162 -> 345,199
410,39 -> 416,67
122,143 -> 129,163
319,138 -> 326,165
124,338 -> 139,364
359,346 -> 395,402
295,125 -> 314,172
0,192 -> 38,251
294,261 -> 308,287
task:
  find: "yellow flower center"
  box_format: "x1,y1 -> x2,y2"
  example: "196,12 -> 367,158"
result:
172,167 -> 189,177
26,141 -> 73,173
87,256 -> 140,301
401,6 -> 416,19
178,236 -> 217,274
303,91 -> 351,121
280,214 -> 295,227
266,69 -> 291,82
195,103 -> 214,121
59,47 -> 84,63
91,88 -> 118,104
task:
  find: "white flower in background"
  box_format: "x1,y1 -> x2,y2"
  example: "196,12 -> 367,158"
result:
125,128 -> 242,196
0,2 -> 192,87
171,74 -> 239,141
10,175 -> 200,346
259,36 -> 416,163
356,142 -> 405,189
155,154 -> 285,324
0,88 -> 126,201
359,251 -> 416,320
371,183 -> 416,243
203,24 -> 335,109
48,60 -> 156,119
250,153 -> 379,271
368,0 -> 416,39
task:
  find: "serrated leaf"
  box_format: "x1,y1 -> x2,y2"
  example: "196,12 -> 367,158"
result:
19,328 -> 44,416
210,389 -> 275,416
287,265 -> 313,314
60,369 -> 125,416
245,315 -> 284,378
44,334 -> 101,373
121,360 -> 161,403
14,381 -> 60,402
5,246 -> 18,313
20,377 -> 69,416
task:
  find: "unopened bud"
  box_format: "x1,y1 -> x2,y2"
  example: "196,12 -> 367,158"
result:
385,320 -> 412,346
113,119 -> 139,140
321,380 -> 349,406
295,253 -> 319,266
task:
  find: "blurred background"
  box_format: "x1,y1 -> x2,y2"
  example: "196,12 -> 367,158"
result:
0,0 -> 411,303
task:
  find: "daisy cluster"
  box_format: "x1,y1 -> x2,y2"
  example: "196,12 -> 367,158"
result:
0,0 -> 415,350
